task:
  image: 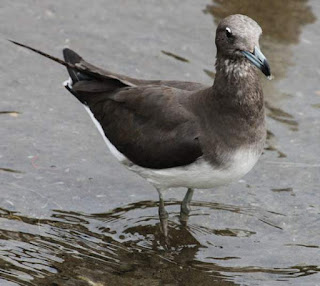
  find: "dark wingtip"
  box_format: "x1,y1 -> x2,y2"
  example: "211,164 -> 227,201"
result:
63,48 -> 82,64
62,48 -> 84,83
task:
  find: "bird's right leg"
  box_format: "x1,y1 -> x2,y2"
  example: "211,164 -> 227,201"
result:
180,188 -> 194,226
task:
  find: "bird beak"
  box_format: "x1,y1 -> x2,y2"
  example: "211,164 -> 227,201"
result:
242,46 -> 271,77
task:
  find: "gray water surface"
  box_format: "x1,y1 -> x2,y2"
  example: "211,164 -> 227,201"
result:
1,1 -> 320,285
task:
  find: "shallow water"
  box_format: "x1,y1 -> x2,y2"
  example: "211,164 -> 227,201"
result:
0,201 -> 316,286
1,0 -> 320,285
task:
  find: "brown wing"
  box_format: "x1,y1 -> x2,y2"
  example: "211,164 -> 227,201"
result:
73,83 -> 203,169
8,42 -> 204,168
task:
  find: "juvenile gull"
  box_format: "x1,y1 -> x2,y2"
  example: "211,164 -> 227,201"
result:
10,14 -> 271,238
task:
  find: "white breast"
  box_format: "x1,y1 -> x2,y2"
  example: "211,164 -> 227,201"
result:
84,105 -> 261,190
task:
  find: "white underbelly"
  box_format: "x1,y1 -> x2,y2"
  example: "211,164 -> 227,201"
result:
84,105 -> 261,189
128,149 -> 260,189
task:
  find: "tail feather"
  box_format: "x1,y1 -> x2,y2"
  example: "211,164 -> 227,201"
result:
9,40 -> 96,90
9,40 -> 76,70
9,40 -> 93,83
10,39 -> 133,102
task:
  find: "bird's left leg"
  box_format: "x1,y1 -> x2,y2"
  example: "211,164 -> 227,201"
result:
156,188 -> 169,238
180,188 -> 194,226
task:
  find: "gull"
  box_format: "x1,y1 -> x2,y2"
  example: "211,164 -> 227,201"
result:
10,14 -> 271,238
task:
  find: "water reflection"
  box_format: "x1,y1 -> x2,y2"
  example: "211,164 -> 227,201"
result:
0,111 -> 20,117
0,168 -> 23,174
161,50 -> 190,63
1,199 -> 316,285
203,69 -> 215,79
265,130 -> 287,158
204,0 -> 315,44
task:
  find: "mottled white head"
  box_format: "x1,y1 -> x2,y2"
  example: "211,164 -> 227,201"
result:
215,14 -> 271,77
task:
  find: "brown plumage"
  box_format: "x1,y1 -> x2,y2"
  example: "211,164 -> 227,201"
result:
11,14 -> 271,238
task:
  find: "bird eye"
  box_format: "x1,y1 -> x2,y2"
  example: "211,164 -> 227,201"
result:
226,27 -> 232,38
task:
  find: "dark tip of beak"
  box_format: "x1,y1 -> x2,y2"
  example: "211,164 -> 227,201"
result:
242,47 -> 271,78
261,59 -> 271,77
